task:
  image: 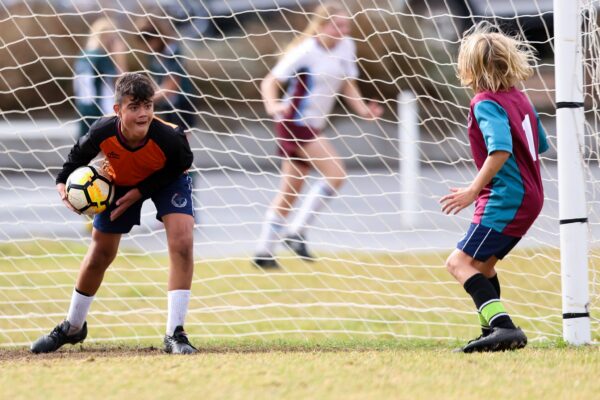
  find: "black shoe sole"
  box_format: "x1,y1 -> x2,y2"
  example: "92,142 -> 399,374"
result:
461,331 -> 527,353
252,258 -> 281,269
283,239 -> 316,262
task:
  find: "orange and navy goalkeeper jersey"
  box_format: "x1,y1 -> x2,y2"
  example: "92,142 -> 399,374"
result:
56,115 -> 193,197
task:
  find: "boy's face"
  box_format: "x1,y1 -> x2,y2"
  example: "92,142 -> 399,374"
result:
114,95 -> 153,144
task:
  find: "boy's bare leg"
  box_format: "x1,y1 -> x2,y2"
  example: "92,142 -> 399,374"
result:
30,229 -> 120,353
163,213 -> 194,291
76,229 -> 121,295
161,212 -> 197,354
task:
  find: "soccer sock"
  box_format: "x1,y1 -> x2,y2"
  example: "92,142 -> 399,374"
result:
255,210 -> 286,256
488,274 -> 501,297
288,181 -> 336,236
166,289 -> 191,336
463,273 -> 516,330
478,312 -> 491,336
66,288 -> 94,334
478,274 -> 500,335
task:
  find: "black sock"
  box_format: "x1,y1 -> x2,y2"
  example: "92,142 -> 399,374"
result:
464,273 -> 515,330
488,274 -> 501,298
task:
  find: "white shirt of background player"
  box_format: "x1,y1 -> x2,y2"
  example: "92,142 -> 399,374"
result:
271,36 -> 359,129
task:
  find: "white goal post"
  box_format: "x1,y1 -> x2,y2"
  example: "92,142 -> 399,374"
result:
0,0 -> 598,347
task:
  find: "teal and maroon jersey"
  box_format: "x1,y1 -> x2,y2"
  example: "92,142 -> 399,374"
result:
468,87 -> 549,237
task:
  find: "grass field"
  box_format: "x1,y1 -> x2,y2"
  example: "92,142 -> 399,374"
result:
1,341 -> 599,399
0,240 -> 599,399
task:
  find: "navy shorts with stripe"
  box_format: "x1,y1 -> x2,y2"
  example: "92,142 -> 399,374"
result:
93,173 -> 194,234
457,223 -> 521,262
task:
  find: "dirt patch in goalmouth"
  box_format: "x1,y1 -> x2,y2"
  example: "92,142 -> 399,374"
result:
0,345 -> 164,362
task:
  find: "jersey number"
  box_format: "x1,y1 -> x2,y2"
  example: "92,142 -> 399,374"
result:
521,114 -> 537,161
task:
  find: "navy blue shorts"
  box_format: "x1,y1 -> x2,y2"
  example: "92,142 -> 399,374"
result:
93,173 -> 194,234
457,223 -> 521,262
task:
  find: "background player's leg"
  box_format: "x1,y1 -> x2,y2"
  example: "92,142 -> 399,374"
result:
287,137 -> 345,237
255,159 -> 309,259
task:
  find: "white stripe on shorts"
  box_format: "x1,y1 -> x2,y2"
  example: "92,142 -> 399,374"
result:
472,227 -> 493,259
460,224 -> 480,251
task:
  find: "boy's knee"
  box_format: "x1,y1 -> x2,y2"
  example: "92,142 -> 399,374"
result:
445,254 -> 462,277
170,236 -> 193,262
84,249 -> 115,272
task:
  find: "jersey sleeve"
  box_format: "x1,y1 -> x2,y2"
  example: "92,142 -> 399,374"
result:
534,109 -> 549,154
136,127 -> 194,197
271,42 -> 308,81
55,121 -> 104,184
473,100 -> 513,155
341,39 -> 359,79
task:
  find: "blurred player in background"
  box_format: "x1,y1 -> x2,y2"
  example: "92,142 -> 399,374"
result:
440,23 -> 548,353
31,73 -> 197,355
253,2 -> 383,269
139,20 -> 196,131
74,17 -> 127,138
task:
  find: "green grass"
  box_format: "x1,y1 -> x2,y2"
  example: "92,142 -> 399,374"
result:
3,239 -> 594,346
1,342 -> 599,400
1,241 -> 599,399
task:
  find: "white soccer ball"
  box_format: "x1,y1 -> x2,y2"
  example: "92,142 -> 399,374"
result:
66,166 -> 114,215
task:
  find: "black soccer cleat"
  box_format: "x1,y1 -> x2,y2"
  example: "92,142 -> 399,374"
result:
252,254 -> 281,269
30,320 -> 87,354
460,327 -> 527,353
283,234 -> 315,261
164,326 -> 198,354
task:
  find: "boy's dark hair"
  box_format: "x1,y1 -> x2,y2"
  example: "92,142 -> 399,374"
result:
114,73 -> 155,104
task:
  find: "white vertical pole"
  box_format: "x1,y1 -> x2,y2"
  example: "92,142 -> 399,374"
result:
398,91 -> 420,227
554,0 -> 591,345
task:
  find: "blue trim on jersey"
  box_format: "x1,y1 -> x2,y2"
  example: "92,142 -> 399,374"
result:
473,100 -> 513,154
481,155 -> 525,232
533,108 -> 549,153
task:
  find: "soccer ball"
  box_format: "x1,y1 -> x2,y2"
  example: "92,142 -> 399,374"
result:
66,166 -> 114,215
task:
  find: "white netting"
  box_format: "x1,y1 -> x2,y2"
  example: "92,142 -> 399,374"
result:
0,0 -> 598,346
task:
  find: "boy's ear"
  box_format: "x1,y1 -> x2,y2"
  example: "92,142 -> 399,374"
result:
113,104 -> 120,115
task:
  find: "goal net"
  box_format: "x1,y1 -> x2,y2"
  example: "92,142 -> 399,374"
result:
0,0 -> 598,346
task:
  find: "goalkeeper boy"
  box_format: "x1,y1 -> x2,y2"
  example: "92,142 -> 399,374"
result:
31,73 -> 197,354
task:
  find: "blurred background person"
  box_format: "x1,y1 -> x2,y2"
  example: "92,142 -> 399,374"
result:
253,2 -> 384,269
139,20 -> 196,131
73,17 -> 127,138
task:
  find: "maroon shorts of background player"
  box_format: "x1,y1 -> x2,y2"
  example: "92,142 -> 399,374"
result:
275,121 -> 320,166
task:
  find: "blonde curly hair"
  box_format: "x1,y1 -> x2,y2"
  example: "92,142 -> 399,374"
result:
457,22 -> 537,92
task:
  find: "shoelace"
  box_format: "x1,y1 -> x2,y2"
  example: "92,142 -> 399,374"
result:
173,332 -> 191,345
172,331 -> 198,350
466,334 -> 485,345
49,325 -> 67,340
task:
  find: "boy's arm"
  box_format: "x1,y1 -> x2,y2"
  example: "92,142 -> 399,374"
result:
55,129 -> 101,185
441,100 -> 512,215
440,151 -> 510,215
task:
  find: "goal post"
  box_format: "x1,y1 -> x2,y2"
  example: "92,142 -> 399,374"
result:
554,0 -> 591,345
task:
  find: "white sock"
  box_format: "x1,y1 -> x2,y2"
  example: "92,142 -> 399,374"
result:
288,181 -> 335,236
66,289 -> 94,334
167,289 -> 191,336
255,210 -> 285,256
